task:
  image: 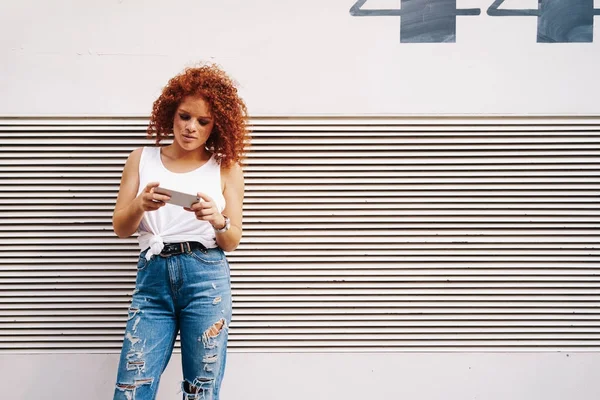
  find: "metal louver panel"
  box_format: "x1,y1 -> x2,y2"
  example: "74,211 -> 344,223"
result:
0,116 -> 599,353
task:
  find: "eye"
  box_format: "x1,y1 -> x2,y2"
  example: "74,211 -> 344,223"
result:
179,113 -> 190,121
199,119 -> 211,126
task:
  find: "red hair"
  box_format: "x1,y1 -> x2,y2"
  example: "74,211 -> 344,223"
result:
147,64 -> 250,167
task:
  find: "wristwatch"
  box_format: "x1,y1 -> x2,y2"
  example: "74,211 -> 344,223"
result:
214,215 -> 230,233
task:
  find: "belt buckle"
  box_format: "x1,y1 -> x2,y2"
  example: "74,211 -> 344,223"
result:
160,242 -> 191,257
180,242 -> 191,254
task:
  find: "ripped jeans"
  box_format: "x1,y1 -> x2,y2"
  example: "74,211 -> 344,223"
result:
113,246 -> 232,400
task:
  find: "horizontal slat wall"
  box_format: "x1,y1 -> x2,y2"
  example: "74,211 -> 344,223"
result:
0,116 -> 599,353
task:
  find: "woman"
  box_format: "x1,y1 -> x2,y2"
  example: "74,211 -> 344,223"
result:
112,64 -> 249,400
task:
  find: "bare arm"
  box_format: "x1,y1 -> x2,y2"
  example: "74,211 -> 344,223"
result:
189,162 -> 245,252
112,148 -> 170,238
215,162 -> 245,251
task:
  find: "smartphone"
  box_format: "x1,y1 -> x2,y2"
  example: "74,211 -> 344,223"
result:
154,187 -> 201,208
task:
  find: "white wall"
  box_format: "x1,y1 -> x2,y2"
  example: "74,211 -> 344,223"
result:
1,0 -> 600,116
1,352 -> 600,400
2,1 -> 599,399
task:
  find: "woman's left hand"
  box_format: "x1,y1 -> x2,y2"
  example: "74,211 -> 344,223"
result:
185,192 -> 226,230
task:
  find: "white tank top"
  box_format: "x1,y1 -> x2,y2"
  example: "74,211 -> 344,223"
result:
136,146 -> 226,259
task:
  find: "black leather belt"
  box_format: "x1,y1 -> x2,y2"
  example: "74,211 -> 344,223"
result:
159,241 -> 207,257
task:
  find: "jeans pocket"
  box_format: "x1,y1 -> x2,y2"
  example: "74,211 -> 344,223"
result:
189,248 -> 226,266
137,250 -> 150,271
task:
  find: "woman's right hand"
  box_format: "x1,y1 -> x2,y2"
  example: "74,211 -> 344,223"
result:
137,182 -> 170,212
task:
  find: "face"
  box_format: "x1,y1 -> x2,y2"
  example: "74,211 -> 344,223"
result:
172,95 -> 215,153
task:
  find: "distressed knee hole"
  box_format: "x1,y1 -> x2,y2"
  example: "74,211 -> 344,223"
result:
132,316 -> 142,332
124,330 -> 147,376
127,307 -> 141,321
201,318 -> 226,349
127,360 -> 145,374
126,332 -> 142,346
183,378 -> 214,398
206,319 -> 225,337
116,378 -> 154,399
203,354 -> 218,364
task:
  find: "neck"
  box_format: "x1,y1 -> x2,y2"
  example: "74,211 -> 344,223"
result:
163,143 -> 211,162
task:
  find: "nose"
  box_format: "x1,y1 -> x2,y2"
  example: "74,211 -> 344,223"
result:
185,120 -> 198,132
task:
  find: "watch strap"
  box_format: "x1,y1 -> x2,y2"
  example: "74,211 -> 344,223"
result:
214,215 -> 230,233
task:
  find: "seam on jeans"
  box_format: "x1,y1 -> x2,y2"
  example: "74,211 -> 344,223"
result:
167,257 -> 184,300
158,326 -> 178,376
188,250 -> 225,265
136,255 -> 149,271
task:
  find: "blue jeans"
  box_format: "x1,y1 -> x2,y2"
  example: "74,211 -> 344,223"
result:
113,246 -> 232,400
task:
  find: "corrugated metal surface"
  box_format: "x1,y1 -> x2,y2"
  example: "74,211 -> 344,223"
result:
0,116 -> 599,353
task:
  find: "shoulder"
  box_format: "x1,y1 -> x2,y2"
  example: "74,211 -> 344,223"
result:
123,147 -> 145,170
130,147 -> 144,158
221,161 -> 244,187
221,161 -> 243,178
127,147 -> 146,162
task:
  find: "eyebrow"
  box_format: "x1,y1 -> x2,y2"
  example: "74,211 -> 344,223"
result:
178,108 -> 212,119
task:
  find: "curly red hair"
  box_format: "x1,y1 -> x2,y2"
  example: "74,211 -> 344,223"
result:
147,64 -> 250,168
